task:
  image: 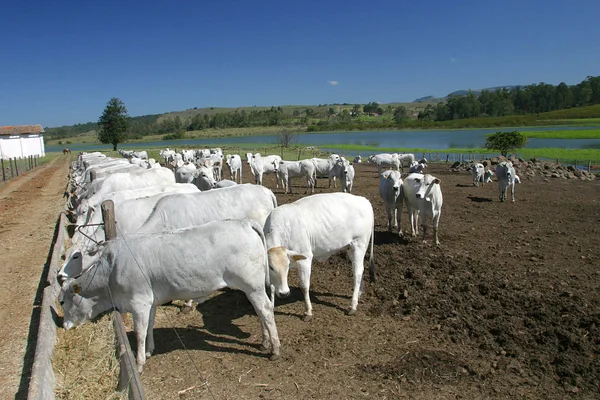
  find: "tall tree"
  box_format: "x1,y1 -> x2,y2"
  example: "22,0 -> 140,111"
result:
485,131 -> 528,156
97,97 -> 129,150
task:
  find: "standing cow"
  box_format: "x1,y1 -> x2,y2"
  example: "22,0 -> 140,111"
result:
402,173 -> 443,245
378,170 -> 403,235
264,193 -> 375,320
59,219 -> 281,373
471,163 -> 485,187
496,161 -> 516,202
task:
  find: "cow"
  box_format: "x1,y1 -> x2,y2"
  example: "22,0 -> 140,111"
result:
160,148 -> 176,164
402,173 -> 443,245
378,170 -> 403,235
192,165 -> 217,190
175,163 -> 197,184
368,153 -> 400,174
353,155 -> 362,164
180,149 -> 195,163
226,154 -> 243,183
311,155 -> 340,188
276,160 -> 316,194
59,219 -> 281,373
484,169 -> 495,183
132,151 -> 148,160
471,163 -> 485,187
496,161 -> 516,202
63,148 -> 71,154
409,162 -> 426,174
396,153 -> 416,171
264,193 -> 375,320
249,153 -> 265,185
340,162 -> 355,193
215,179 -> 237,188
262,155 -> 283,188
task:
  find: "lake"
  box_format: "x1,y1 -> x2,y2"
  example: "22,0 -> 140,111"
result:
46,126 -> 600,153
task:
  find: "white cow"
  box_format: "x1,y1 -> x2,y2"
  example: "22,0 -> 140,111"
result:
59,219 -> 281,373
353,155 -> 362,164
484,169 -> 495,183
264,193 -> 375,320
409,162 -> 426,174
340,162 -> 355,193
262,155 -> 283,188
378,170 -> 403,235
175,163 -> 197,184
368,153 -> 400,174
226,154 -> 243,183
249,153 -> 265,185
132,151 -> 148,160
402,173 -> 443,245
471,163 -> 485,187
396,153 -> 416,171
311,154 -> 340,187
181,149 -> 196,163
192,165 -> 217,190
160,148 -> 176,164
276,160 -> 316,194
496,161 -> 516,202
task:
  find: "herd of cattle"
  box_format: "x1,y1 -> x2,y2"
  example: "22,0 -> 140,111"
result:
57,148 -> 518,373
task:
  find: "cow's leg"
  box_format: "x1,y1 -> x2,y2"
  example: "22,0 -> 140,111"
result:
288,177 -> 293,194
131,306 -> 151,373
385,205 -> 393,232
347,245 -> 367,315
246,290 -> 281,360
511,183 -> 515,203
396,196 -> 404,236
296,259 -> 313,321
146,305 -> 157,357
433,210 -> 442,246
181,299 -> 194,313
421,212 -> 429,243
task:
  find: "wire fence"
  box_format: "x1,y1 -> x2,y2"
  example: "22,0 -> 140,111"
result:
1,155 -> 42,182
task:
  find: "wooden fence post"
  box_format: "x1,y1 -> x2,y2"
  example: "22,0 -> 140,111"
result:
298,149 -> 302,161
14,158 -> 19,176
9,158 -> 14,178
1,159 -> 5,181
101,200 -> 117,240
588,161 -> 592,173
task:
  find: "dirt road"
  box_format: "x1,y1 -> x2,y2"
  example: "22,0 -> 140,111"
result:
0,155 -> 71,399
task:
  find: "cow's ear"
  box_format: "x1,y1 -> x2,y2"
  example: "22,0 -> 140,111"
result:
286,250 -> 307,262
433,178 -> 441,184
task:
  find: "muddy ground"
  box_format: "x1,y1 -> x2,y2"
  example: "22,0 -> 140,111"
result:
134,161 -> 600,399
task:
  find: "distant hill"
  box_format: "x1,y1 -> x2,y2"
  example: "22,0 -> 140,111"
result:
413,85 -> 521,103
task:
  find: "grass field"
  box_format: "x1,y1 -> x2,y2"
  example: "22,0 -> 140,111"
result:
522,129 -> 600,139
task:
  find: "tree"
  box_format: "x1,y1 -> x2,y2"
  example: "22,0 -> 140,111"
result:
277,131 -> 298,147
485,131 -> 528,157
97,97 -> 129,150
393,106 -> 408,123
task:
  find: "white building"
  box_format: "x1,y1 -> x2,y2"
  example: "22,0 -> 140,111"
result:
0,125 -> 45,160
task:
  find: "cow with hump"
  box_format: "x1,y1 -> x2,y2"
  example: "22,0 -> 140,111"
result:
60,219 -> 281,373
402,173 -> 444,246
263,193 -> 375,321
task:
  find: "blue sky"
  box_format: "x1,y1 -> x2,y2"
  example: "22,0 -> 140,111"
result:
1,0 -> 599,127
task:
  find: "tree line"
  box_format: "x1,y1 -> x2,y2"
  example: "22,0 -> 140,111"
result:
46,75 -> 600,141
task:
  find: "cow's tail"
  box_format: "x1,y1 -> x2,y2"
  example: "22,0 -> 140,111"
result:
369,212 -> 376,283
248,219 -> 275,306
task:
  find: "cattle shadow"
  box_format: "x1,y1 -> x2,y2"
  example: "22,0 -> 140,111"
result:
374,230 -> 410,245
455,183 -> 475,188
468,196 -> 493,203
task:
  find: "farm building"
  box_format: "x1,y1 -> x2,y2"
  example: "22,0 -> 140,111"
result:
0,125 -> 45,159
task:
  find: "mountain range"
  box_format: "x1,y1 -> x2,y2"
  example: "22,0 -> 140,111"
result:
413,85 -> 521,103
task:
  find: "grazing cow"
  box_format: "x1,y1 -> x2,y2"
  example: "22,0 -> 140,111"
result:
496,161 -> 516,202
276,160 -> 316,194
264,193 -> 375,320
471,163 -> 485,187
378,170 -> 403,235
402,173 -> 443,245
59,219 -> 281,373
226,154 -> 243,183
368,153 -> 400,174
340,162 -> 355,193
63,148 -> 71,154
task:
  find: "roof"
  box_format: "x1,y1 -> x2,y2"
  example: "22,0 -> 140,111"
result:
0,125 -> 45,136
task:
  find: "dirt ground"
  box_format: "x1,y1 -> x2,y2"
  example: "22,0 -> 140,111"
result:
3,155 -> 600,399
0,155 -> 71,399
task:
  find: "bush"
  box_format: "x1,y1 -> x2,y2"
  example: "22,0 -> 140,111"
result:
162,130 -> 186,140
485,131 -> 528,156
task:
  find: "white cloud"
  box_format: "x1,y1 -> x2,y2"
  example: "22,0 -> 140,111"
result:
327,80 -> 339,86
450,57 -> 457,63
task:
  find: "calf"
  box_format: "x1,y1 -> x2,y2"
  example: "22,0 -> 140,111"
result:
378,170 -> 403,235
226,154 -> 243,183
264,193 -> 375,320
340,163 -> 355,193
471,163 -> 485,187
402,173 -> 443,245
496,161 -> 516,202
60,219 -> 281,372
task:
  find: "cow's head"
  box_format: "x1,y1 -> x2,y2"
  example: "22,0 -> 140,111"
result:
267,246 -> 306,298
414,175 -> 441,202
59,278 -> 95,330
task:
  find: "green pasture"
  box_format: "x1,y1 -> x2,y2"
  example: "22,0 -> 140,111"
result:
522,129 -> 600,139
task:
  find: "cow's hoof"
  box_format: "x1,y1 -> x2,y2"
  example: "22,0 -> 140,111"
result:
269,353 -> 281,361
346,309 -> 357,316
302,314 -> 313,322
259,344 -> 269,352
180,305 -> 194,314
